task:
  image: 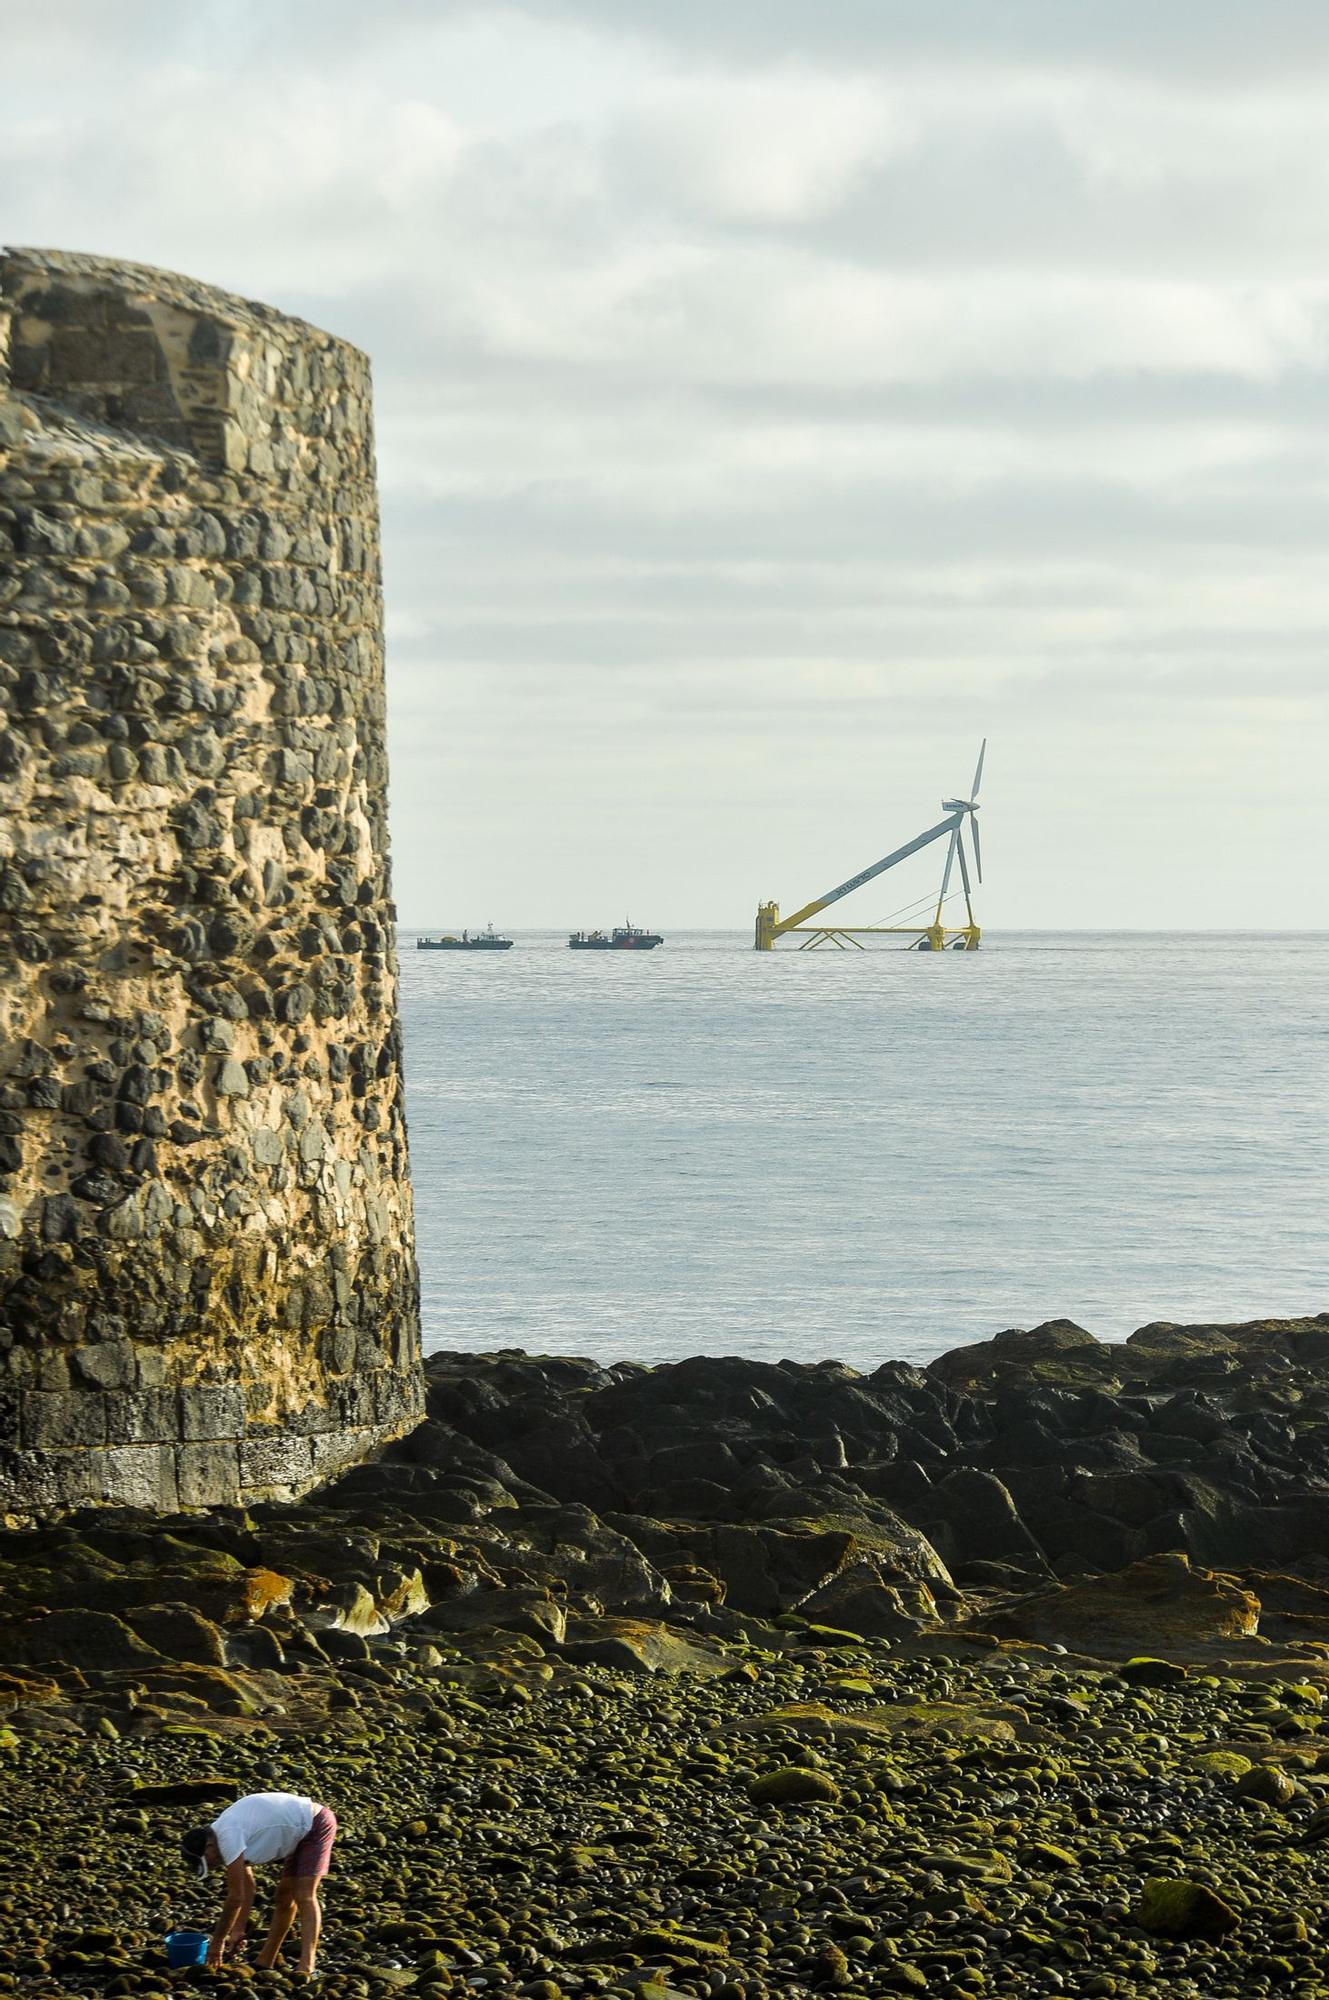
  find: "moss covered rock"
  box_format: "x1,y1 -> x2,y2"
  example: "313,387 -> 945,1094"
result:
627,1926 -> 729,1961
1020,1840 -> 1078,1871
1235,1762 -> 1299,1807
1192,1751 -> 1253,1780
749,1765 -> 841,1805
1136,1877 -> 1240,1938
924,1848 -> 1014,1884
1120,1656 -> 1189,1685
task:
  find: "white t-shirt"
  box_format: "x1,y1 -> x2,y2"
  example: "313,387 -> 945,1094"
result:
211,1793 -> 315,1867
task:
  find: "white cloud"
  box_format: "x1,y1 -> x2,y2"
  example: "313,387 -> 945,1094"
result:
3,0 -> 1328,927
614,71 -> 903,223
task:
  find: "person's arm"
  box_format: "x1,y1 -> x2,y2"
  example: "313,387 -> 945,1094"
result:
207,1857 -> 256,1966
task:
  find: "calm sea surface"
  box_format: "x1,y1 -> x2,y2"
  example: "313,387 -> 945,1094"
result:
398,932 -> 1328,1368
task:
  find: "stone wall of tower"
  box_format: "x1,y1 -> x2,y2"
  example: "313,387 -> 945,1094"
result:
0,248 -> 423,1518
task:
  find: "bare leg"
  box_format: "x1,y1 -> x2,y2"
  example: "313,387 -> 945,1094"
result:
294,1879 -> 323,1975
256,1884 -> 298,1968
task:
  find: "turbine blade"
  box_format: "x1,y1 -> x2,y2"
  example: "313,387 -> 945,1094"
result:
970,737 -> 987,802
972,817 -> 983,884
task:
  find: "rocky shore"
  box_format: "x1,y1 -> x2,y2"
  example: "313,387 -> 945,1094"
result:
5,1314 -> 1329,2000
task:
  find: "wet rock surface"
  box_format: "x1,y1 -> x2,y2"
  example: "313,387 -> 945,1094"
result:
420,1315 -> 1329,1599
4,1321 -> 1329,1996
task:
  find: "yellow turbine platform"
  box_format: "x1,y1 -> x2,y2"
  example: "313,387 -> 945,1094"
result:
754,904 -> 980,951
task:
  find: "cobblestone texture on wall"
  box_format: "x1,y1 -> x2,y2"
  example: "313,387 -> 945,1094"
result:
0,248 -> 423,1517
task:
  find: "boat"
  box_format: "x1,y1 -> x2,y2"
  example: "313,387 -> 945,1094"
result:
568,921 -> 663,951
417,924 -> 514,951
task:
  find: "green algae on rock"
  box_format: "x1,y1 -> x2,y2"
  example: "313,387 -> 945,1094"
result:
1135,1876 -> 1241,1938
748,1765 -> 841,1805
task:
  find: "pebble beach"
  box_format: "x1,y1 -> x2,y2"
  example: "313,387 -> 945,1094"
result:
7,1314 -> 1329,2000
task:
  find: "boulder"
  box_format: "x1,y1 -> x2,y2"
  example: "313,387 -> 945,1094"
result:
855,1460 -> 934,1506
559,1617 -> 730,1676
759,1507 -> 952,1589
0,1609 -> 159,1672
1235,1763 -> 1299,1807
1118,1656 -> 1188,1686
1127,1322 -> 1244,1362
661,1563 -> 726,1606
602,1518 -> 858,1617
1003,1498 -> 1141,1575
498,1428 -> 626,1514
124,1602 -> 228,1667
317,1626 -> 369,1662
624,1927 -> 729,1964
920,1848 -> 1013,1886
507,1504 -> 674,1614
234,1568 -> 295,1620
974,1552 -> 1260,1657
1242,1571 -> 1329,1645
1180,1498 -> 1329,1573
373,1566 -> 429,1621
910,1467 -> 1050,1574
1192,1751 -> 1252,1780
223,1625 -> 285,1670
642,1439 -> 743,1491
727,1698 -> 1023,1749
794,1561 -> 942,1639
1135,1878 -> 1240,1939
138,1664 -> 263,1716
423,1588 -> 567,1648
642,1477 -> 737,1517
1070,1468 -> 1208,1530
0,1667 -> 61,1708
928,1320 -> 1109,1392
1020,1840 -> 1078,1873
749,1767 -> 840,1806
322,1582 -> 388,1637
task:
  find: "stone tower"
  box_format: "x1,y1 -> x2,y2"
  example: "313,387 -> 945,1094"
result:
0,249 -> 423,1517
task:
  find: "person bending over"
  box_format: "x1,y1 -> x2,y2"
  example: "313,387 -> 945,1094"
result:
181,1790 -> 337,1975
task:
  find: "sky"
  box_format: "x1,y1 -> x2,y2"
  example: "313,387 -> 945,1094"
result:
4,0 -> 1327,930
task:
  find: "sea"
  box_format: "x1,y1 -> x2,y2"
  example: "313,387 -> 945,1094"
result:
398,931 -> 1327,1370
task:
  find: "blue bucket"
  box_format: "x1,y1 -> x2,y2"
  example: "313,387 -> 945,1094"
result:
165,1931 -> 210,1969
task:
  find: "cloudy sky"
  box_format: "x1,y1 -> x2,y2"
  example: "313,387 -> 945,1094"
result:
5,0 -> 1327,929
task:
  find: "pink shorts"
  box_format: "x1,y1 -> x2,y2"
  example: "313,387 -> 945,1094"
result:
282,1806 -> 336,1881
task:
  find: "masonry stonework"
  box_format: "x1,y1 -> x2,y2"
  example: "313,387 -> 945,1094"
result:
0,248 -> 423,1517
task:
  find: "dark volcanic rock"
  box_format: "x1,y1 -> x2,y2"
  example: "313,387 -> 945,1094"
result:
124,1601 -> 228,1666
416,1317 -> 1329,1600
422,1586 -> 568,1647
793,1559 -> 944,1638
929,1318 -> 1107,1390
975,1552 -> 1261,1655
0,1607 -> 160,1671
908,1466 -> 1051,1575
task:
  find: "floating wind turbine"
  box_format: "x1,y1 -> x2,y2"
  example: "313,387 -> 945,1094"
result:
754,740 -> 989,951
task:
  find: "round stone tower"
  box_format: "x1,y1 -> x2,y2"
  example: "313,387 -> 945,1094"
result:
0,248 -> 423,1517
